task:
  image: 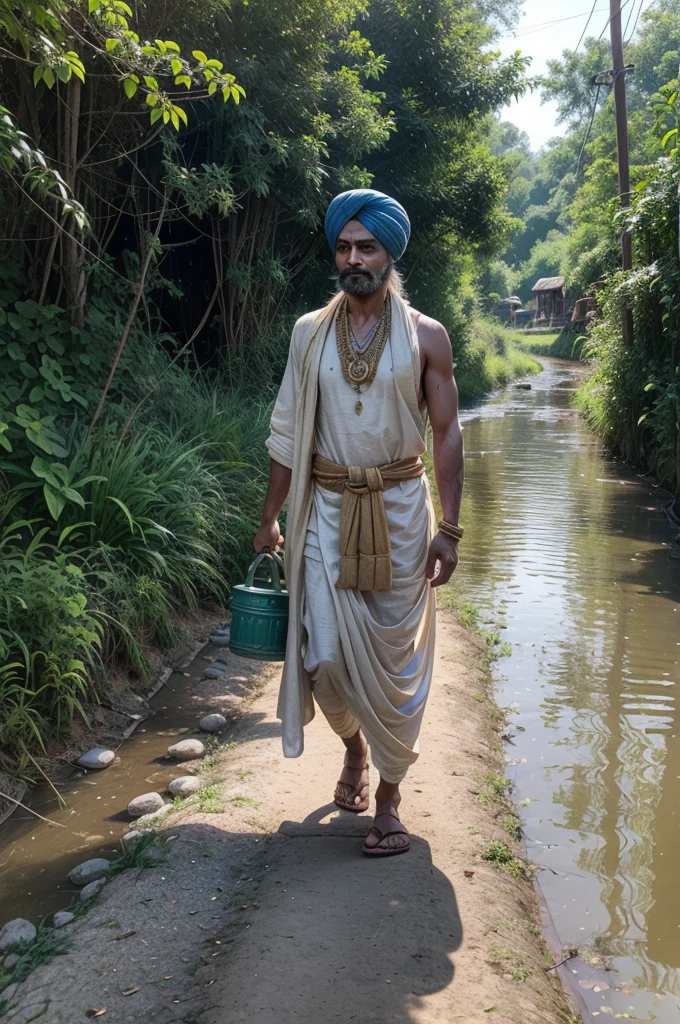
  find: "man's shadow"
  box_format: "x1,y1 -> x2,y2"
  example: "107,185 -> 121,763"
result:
213,803 -> 463,1023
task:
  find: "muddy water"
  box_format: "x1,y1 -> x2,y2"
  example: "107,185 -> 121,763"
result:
458,359 -> 680,1021
0,653 -> 218,924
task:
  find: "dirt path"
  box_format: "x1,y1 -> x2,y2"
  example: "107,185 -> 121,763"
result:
2,612 -> 577,1024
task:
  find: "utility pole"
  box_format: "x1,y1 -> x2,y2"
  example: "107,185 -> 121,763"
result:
609,0 -> 634,345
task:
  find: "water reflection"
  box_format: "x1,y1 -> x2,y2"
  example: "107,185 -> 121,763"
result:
458,361 -> 680,1020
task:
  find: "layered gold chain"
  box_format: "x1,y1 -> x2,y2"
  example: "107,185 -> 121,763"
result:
336,296 -> 391,395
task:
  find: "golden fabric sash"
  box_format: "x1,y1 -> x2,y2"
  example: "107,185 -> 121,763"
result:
312,454 -> 425,591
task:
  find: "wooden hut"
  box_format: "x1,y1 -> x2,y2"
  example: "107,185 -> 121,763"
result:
531,277 -> 566,324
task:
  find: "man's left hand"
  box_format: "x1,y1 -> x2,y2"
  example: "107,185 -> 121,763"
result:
425,532 -> 459,588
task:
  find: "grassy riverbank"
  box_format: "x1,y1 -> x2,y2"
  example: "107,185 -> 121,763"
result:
456,317 -> 542,400
0,607 -> 580,1024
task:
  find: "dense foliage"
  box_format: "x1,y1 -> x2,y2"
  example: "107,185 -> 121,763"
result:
493,1 -> 679,498
0,0 -> 531,776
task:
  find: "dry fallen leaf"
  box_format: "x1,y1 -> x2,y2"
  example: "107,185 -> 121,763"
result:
122,987 -> 139,997
164,975 -> 173,980
182,672 -> 191,677
464,870 -> 475,879
578,979 -> 596,989
113,930 -> 136,941
86,1011 -> 107,1019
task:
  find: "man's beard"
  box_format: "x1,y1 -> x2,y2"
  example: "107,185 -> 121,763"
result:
337,263 -> 392,296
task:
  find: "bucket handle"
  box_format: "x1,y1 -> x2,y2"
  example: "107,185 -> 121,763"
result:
246,547 -> 286,591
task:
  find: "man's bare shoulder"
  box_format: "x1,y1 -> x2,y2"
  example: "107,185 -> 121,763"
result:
410,308 -> 451,354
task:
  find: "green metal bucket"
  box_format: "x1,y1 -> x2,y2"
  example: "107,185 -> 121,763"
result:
228,549 -> 289,661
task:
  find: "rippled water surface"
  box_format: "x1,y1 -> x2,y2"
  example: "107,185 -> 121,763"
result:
458,359 -> 680,1021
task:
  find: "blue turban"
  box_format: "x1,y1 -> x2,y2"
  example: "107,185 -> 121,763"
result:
324,189 -> 411,260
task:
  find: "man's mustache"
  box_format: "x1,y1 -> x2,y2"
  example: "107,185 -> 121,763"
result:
339,267 -> 372,280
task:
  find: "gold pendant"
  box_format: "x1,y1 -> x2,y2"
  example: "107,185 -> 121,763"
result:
355,399 -> 363,415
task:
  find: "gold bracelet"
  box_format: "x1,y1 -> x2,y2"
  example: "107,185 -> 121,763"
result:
438,519 -> 463,541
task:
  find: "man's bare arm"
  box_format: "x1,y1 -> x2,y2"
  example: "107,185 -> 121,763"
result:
253,458 -> 291,552
418,315 -> 464,587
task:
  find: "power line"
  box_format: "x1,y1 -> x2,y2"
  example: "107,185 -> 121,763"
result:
497,8 -> 608,40
575,82 -> 603,176
598,0 -> 634,39
575,0 -> 600,53
624,0 -> 645,42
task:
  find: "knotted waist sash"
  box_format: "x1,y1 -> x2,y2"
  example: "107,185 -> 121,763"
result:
311,454 -> 425,591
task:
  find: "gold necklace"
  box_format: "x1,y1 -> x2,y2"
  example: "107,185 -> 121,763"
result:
336,297 -> 391,415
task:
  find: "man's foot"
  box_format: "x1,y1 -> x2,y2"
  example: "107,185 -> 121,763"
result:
362,809 -> 410,857
334,748 -> 369,813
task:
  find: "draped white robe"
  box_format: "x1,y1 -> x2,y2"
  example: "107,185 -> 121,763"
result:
266,292 -> 436,783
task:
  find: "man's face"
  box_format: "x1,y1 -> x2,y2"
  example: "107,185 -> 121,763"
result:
335,219 -> 393,297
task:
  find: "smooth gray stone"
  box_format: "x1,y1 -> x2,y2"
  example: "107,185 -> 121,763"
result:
121,830 -> 141,845
0,919 -> 36,950
203,667 -> 226,679
168,776 -> 202,798
68,857 -> 110,886
127,792 -> 164,817
209,635 -> 230,646
167,739 -> 205,761
199,713 -> 227,733
211,660 -> 229,670
211,626 -> 230,636
53,911 -> 75,928
3,953 -> 20,969
80,878 -> 105,901
76,747 -> 115,770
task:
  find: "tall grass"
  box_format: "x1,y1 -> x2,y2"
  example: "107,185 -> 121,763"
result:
1,371 -> 272,778
455,316 -> 542,401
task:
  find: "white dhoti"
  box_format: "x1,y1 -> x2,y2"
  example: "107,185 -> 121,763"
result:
266,293 -> 436,783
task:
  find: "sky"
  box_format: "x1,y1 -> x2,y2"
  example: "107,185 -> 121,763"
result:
494,1 -> 639,151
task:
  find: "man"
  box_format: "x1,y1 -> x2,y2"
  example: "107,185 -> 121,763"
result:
253,188 -> 464,857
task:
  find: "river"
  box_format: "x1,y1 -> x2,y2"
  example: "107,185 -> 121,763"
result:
458,357 -> 680,1021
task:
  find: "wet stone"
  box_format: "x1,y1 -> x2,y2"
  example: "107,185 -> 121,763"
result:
167,739 -> 205,761
0,919 -> 36,950
53,911 -> 75,929
203,667 -> 226,679
80,878 -> 105,901
209,635 -> 230,646
127,792 -> 165,818
68,858 -> 110,886
211,626 -> 230,637
199,713 -> 227,733
168,776 -> 202,798
76,747 -> 115,770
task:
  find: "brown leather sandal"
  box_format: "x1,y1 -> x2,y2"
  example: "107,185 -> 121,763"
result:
334,755 -> 369,813
362,818 -> 410,857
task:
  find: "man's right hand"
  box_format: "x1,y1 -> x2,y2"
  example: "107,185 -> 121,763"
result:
253,520 -> 284,553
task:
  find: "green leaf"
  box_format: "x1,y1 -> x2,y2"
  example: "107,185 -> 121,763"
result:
143,75 -> 159,90
170,108 -> 180,130
208,80 -> 217,96
0,434 -> 12,452
175,74 -> 192,89
123,77 -> 138,99
56,64 -> 71,83
170,58 -> 182,76
62,486 -> 86,507
7,342 -> 23,360
192,50 -> 208,63
33,66 -> 43,86
146,93 -> 159,107
44,483 -> 66,520
20,361 -> 38,379
105,37 -> 119,52
149,106 -> 163,124
29,385 -> 45,403
164,40 -> 180,52
661,128 -> 678,147
43,68 -> 56,89
175,105 -> 188,126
